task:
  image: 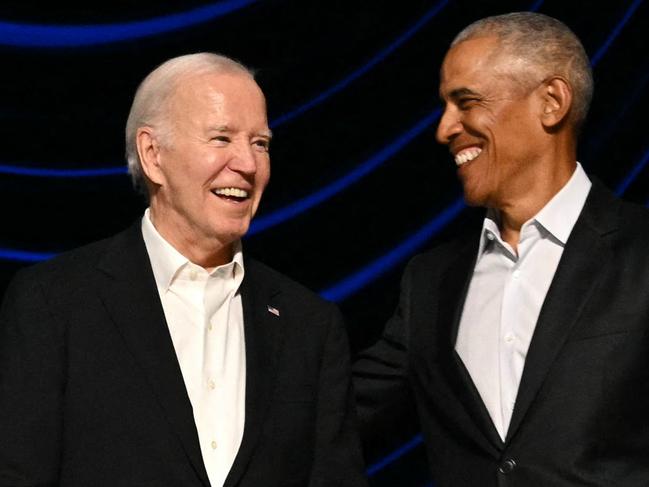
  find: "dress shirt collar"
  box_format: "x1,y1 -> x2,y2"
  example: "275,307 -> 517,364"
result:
141,208 -> 245,293
478,162 -> 592,256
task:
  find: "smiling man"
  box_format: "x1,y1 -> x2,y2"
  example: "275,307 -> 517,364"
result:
0,53 -> 367,487
354,12 -> 649,487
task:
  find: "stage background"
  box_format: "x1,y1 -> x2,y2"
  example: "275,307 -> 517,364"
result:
1,1 -> 647,485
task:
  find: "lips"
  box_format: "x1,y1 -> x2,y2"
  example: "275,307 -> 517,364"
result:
454,147 -> 482,167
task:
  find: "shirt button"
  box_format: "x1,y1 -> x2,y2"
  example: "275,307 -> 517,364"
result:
512,269 -> 521,279
211,441 -> 217,450
189,269 -> 198,281
207,323 -> 213,331
498,458 -> 516,474
486,232 -> 495,241
208,380 -> 215,390
504,334 -> 515,343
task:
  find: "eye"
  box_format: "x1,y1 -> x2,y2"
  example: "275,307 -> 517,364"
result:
252,139 -> 270,152
212,135 -> 231,145
458,97 -> 480,110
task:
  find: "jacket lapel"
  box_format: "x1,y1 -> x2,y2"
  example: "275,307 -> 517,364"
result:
96,224 -> 211,487
436,234 -> 505,452
506,182 -> 619,443
224,259 -> 285,487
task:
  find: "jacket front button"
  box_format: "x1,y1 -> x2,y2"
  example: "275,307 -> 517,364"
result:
498,458 -> 516,474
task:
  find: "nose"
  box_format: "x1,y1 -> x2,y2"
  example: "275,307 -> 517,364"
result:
436,105 -> 462,145
229,141 -> 258,175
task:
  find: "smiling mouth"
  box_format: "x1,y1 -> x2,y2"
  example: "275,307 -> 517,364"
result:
454,147 -> 482,167
211,187 -> 250,203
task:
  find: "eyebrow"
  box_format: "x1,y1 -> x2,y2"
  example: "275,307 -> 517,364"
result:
211,125 -> 273,139
441,87 -> 481,102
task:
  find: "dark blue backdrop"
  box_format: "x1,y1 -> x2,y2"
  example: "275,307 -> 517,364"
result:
1,1 -> 647,485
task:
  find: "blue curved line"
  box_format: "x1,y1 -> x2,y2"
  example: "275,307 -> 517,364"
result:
590,0 -> 644,67
320,197 -> 466,302
269,0 -> 450,128
248,108 -> 442,236
592,0 -> 645,194
0,248 -> 57,263
0,0 -> 449,177
528,0 -> 546,10
366,433 -> 424,477
0,164 -> 127,177
0,0 -> 260,48
0,108 -> 439,181
616,146 -> 649,196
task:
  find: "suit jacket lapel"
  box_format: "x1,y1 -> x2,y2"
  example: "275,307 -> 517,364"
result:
96,224 -> 210,487
224,259 -> 285,487
506,182 -> 619,443
436,234 -> 505,452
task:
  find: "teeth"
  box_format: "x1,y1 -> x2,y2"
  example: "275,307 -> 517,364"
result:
213,187 -> 249,198
454,147 -> 482,166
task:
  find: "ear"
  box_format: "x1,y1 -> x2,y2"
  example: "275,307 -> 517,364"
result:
539,76 -> 572,129
135,127 -> 165,186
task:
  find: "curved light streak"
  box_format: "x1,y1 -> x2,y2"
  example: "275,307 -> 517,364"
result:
592,0 -> 646,194
0,164 -> 127,177
615,145 -> 649,196
1,2 -> 644,484
0,248 -> 56,263
590,0 -> 644,67
351,0 -> 644,475
528,0 -> 546,10
366,434 -> 424,477
585,65 -> 649,159
0,0 -> 261,48
320,197 -> 466,302
269,0 -> 450,128
0,110 -> 443,263
248,109 -> 442,235
0,1 -> 450,176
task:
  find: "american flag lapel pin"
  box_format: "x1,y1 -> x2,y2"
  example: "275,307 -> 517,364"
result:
267,305 -> 280,317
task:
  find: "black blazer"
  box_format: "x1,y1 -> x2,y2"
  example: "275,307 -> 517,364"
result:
0,223 -> 367,487
354,182 -> 649,486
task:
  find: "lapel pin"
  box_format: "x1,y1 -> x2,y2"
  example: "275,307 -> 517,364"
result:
267,305 -> 280,317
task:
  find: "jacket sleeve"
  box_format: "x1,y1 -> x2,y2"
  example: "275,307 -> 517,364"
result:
0,269 -> 64,487
309,303 -> 368,487
352,259 -> 417,444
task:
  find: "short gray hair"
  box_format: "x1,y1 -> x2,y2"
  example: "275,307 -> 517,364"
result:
451,12 -> 593,130
125,52 -> 255,195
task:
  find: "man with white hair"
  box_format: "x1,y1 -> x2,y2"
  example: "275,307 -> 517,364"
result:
354,12 -> 649,486
0,53 -> 367,487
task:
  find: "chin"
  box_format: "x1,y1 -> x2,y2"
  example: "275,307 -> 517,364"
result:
461,188 -> 488,207
218,223 -> 251,242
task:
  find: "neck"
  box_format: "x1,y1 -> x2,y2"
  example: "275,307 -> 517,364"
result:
496,156 -> 576,252
148,206 -> 234,269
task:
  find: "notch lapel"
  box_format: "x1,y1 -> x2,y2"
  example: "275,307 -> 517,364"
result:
224,260 -> 285,487
96,224 -> 210,487
436,236 -> 505,452
506,183 -> 619,443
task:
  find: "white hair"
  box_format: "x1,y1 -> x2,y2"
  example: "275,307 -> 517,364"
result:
124,52 -> 255,195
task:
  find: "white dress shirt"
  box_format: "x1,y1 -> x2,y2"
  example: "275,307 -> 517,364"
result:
455,163 -> 591,440
141,209 -> 246,487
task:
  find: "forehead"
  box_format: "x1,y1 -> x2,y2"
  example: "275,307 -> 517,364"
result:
439,36 -> 509,96
170,71 -> 267,121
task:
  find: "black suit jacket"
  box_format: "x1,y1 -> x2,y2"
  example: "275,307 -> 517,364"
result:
354,182 -> 649,486
0,223 -> 367,487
